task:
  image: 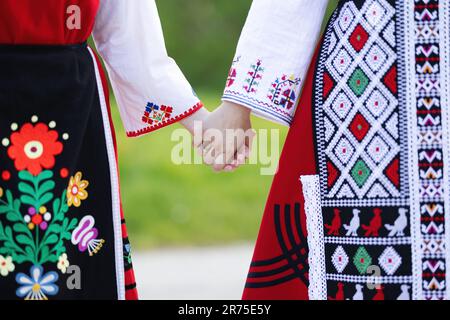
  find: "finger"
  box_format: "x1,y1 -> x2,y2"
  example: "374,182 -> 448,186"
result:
236,145 -> 249,165
192,130 -> 204,149
245,129 -> 256,151
222,131 -> 246,167
224,165 -> 236,172
203,145 -> 218,165
212,153 -> 227,171
227,130 -> 254,167
199,138 -> 213,153
229,144 -> 248,169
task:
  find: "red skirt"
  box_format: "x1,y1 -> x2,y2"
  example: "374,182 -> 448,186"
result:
242,48 -> 320,300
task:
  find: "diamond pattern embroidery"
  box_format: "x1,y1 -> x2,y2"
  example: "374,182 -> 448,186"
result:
366,135 -> 390,164
332,92 -> 353,120
334,137 -> 355,165
333,48 -> 353,75
332,246 -> 349,273
351,159 -> 372,187
365,89 -> 389,118
349,24 -> 369,52
353,247 -> 372,274
319,0 -> 399,200
315,0 -> 410,300
378,246 -> 402,275
348,68 -> 370,97
338,5 -> 355,33
349,113 -> 371,142
364,1 -> 387,27
365,44 -> 388,73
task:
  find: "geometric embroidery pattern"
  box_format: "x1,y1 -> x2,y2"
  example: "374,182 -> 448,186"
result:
320,0 -> 400,200
141,102 -> 173,126
413,0 -> 447,300
332,245 -> 350,273
378,246 -> 402,276
268,75 -> 301,110
314,0 -> 413,300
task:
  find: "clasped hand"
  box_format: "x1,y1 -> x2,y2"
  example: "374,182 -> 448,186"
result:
182,101 -> 254,172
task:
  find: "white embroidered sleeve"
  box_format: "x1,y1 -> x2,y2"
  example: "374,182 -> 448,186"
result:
93,0 -> 202,137
223,0 -> 329,126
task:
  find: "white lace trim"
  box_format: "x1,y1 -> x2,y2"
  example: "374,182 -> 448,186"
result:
300,175 -> 327,300
88,47 -> 125,300
401,0 -> 422,300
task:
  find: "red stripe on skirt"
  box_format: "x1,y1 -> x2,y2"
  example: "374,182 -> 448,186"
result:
91,48 -> 138,300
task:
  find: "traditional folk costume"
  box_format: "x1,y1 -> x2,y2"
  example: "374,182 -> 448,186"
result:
0,0 -> 202,300
224,0 -> 450,300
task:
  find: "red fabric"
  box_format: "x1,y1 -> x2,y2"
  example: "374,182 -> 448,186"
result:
242,48 -> 320,300
0,0 -> 99,45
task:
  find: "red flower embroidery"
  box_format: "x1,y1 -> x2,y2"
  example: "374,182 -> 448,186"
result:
7,123 -> 63,175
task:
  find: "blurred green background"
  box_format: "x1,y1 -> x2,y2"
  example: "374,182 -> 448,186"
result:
108,0 -> 338,249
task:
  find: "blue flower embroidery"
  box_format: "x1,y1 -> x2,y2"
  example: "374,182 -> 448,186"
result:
15,265 -> 59,300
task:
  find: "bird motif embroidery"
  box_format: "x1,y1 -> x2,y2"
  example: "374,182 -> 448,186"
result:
325,208 -> 342,236
385,208 -> 408,237
397,284 -> 410,300
362,208 -> 383,237
328,282 -> 345,300
344,209 -> 360,236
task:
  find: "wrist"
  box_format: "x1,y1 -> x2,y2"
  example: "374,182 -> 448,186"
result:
222,101 -> 251,118
180,105 -> 210,134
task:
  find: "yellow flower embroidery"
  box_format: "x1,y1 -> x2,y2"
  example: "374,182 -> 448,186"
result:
67,172 -> 89,207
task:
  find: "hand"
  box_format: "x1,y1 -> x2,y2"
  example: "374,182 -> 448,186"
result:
179,106 -> 210,135
197,101 -> 255,171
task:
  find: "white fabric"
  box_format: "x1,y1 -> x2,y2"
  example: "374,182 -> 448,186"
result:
223,0 -> 330,126
93,0 -> 200,136
87,47 -> 125,300
300,175 -> 327,300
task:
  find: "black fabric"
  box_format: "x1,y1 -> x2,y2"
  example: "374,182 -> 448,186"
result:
0,44 -> 118,299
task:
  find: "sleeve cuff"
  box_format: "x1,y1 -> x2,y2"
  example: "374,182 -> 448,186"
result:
222,91 -> 293,127
125,101 -> 204,138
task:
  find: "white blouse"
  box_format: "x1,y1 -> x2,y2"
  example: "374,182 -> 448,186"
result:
223,0 -> 330,126
93,0 -> 202,137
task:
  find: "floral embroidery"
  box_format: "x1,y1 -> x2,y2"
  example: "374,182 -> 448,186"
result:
0,169 -> 77,267
7,123 -> 63,176
243,59 -> 264,94
268,74 -> 301,110
141,102 -> 173,126
57,253 -> 69,274
67,172 -> 89,208
24,206 -> 52,231
226,56 -> 241,88
0,255 -> 15,277
15,265 -> 58,300
71,215 -> 104,256
0,116 -> 103,299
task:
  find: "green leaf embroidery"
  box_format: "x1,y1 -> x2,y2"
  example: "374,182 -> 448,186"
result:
18,182 -> 35,197
38,181 -> 56,197
18,170 -> 55,209
44,234 -> 59,245
16,234 -> 34,246
1,169 -> 81,268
